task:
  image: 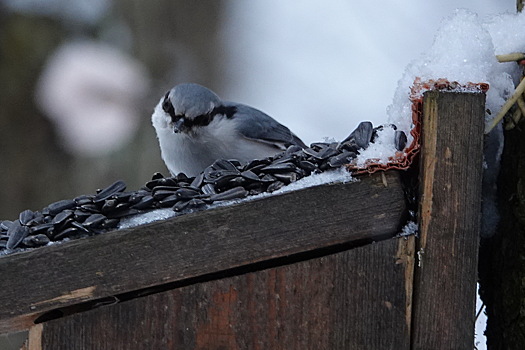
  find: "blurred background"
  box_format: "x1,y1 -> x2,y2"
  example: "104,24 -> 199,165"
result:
0,0 -> 514,221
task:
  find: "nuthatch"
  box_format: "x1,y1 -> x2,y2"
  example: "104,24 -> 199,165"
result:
152,83 -> 306,176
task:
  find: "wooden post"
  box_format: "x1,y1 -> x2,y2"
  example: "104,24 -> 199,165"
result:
412,91 -> 485,348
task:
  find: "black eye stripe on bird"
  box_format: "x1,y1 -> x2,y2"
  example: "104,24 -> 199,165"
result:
184,106 -> 238,130
152,83 -> 306,177
161,92 -> 176,120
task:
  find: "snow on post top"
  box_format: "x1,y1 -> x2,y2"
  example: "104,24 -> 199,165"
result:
388,9 -> 523,136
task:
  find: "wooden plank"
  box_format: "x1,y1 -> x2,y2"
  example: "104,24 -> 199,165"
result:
0,171 -> 407,333
35,236 -> 415,350
412,91 -> 485,348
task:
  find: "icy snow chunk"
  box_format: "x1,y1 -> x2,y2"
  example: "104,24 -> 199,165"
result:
272,167 -> 355,194
399,221 -> 418,237
119,209 -> 176,229
387,9 -> 515,135
484,11 -> 525,56
355,126 -> 397,167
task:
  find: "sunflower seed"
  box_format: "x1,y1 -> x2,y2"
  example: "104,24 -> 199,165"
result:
83,214 -> 107,228
172,200 -> 189,212
201,184 -> 217,195
1,220 -> 14,231
298,160 -> 317,172
175,188 -> 200,199
71,221 -> 90,233
73,209 -> 92,222
102,219 -> 120,229
190,173 -> 204,188
261,162 -> 297,173
267,181 -> 285,193
74,195 -> 93,206
274,172 -> 298,184
210,187 -> 248,201
241,170 -> 260,182
47,199 -> 76,216
286,145 -> 303,154
151,172 -> 165,180
19,209 -> 34,226
260,174 -> 277,182
101,199 -> 118,213
30,222 -> 53,235
158,194 -> 180,207
80,203 -> 101,213
341,121 -> 374,150
316,147 -> 339,160
131,195 -> 155,209
328,151 -> 357,168
52,210 -> 74,226
395,130 -> 407,151
186,198 -> 206,209
94,180 -> 127,202
23,234 -> 50,247
54,227 -> 80,240
6,220 -> 29,249
152,188 -> 178,201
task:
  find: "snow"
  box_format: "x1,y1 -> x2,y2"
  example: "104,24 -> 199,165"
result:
387,9 -> 519,138
476,284 -> 488,350
398,221 -> 418,237
119,209 -> 176,229
355,125 -> 398,167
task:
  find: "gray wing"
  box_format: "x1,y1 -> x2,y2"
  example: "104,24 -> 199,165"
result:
226,102 -> 307,149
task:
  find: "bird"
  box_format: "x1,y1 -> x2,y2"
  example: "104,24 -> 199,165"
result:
151,83 -> 306,177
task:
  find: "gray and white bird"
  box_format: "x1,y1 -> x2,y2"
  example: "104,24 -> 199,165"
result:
152,83 -> 306,177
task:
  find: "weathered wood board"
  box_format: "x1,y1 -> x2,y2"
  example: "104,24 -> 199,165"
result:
412,91 -> 485,348
34,236 -> 415,350
0,171 -> 406,334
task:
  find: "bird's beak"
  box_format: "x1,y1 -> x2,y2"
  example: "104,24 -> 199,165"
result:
173,118 -> 185,133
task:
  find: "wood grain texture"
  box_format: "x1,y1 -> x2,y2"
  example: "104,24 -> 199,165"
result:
38,237 -> 414,350
412,91 -> 485,349
0,171 -> 407,333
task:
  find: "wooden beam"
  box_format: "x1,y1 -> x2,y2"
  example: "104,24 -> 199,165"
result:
0,171 -> 407,333
412,91 -> 485,348
36,236 -> 415,350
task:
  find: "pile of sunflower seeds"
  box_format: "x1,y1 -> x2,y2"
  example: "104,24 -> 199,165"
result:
0,122 -> 406,254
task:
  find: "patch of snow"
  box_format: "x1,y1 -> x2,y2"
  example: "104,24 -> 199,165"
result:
398,221 -> 418,237
119,209 -> 176,229
476,283 -> 488,350
275,167 -> 355,193
387,9 -> 519,138
355,125 -> 397,167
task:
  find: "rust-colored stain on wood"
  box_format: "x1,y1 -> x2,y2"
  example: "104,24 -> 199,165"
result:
40,238 -> 411,349
195,286 -> 239,350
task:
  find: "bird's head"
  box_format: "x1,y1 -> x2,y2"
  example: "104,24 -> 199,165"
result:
160,83 -> 222,133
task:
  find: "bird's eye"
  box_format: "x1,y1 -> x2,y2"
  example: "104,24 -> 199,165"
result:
162,92 -> 175,116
